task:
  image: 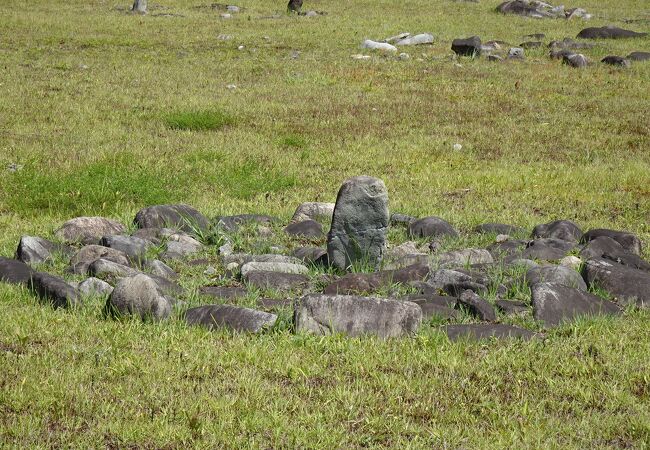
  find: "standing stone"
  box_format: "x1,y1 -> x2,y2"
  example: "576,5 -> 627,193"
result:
134,204 -> 210,235
327,176 -> 389,271
55,217 -> 126,245
107,274 -> 172,320
294,294 -> 422,338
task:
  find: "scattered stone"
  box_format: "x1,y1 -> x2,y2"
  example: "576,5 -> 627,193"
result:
29,272 -> 80,308
409,216 -> 458,239
7,163 -> 24,172
294,294 -> 422,338
100,235 -> 151,264
293,247 -> 328,265
627,51 -> 650,61
134,204 -> 210,235
78,277 -> 114,297
398,53 -> 410,60
144,260 -> 178,280
526,265 -> 587,290
245,271 -> 309,291
508,47 -> 525,59
220,13 -> 231,18
580,237 -> 649,272
601,56 -> 631,67
324,264 -> 429,295
384,32 -> 411,43
418,302 -> 460,321
224,253 -> 302,266
69,245 -> 131,275
425,269 -> 488,297
131,227 -> 162,245
0,257 -> 34,284
226,5 -> 240,12
496,234 -> 510,243
581,229 -> 642,255
508,258 -> 539,270
107,274 -> 172,320
549,38 -> 595,49
362,40 -> 397,52
16,236 -> 70,265
496,0 -> 553,18
521,238 -> 574,261
495,299 -> 529,315
405,293 -> 457,308
487,240 -> 527,260
456,290 -> 497,321
577,26 -> 648,39
560,255 -> 582,270
240,261 -> 308,278
161,240 -> 203,260
284,220 -> 324,239
327,176 -> 389,271
291,202 -> 335,223
351,54 -> 371,60
55,217 -> 126,245
88,258 -> 139,278
444,323 -> 535,341
582,258 -> 650,307
287,0 -> 302,12
519,41 -> 541,49
214,214 -> 277,232
452,36 -> 481,57
531,283 -> 620,326
394,33 -> 434,46
532,220 -> 582,243
550,49 -> 578,59
186,305 -> 277,333
434,248 -> 494,268
385,241 -> 424,262
390,213 -> 416,227
256,298 -> 294,311
563,53 -> 589,67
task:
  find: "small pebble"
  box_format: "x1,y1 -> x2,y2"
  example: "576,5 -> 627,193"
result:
496,234 -> 510,243
203,266 -> 217,276
220,13 -> 232,19
453,143 -> 463,151
226,84 -> 237,90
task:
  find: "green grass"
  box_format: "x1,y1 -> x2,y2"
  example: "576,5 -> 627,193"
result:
1,0 -> 649,447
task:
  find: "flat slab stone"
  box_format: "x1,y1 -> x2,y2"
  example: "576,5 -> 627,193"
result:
434,249 -> 494,268
290,202 -> 335,223
69,245 -> 131,274
100,235 -> 152,263
577,26 -> 647,39
185,305 -> 277,333
532,220 -> 582,243
408,216 -> 458,239
531,283 -> 620,326
496,299 -> 529,315
214,214 -> 278,232
582,258 -> 650,307
323,264 -> 429,295
456,290 -> 496,321
294,294 -> 422,338
134,204 -> 210,234
443,324 -> 536,341
55,217 -> 126,245
244,271 -> 309,292
581,229 -> 642,255
526,265 -> 587,291
240,261 -> 308,278
0,257 -> 34,285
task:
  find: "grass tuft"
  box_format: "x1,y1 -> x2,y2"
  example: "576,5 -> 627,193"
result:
164,109 -> 234,131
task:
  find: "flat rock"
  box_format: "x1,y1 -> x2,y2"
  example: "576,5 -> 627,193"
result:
549,38 -> 595,50
214,214 -> 278,232
526,265 -> 587,290
531,283 -> 620,326
409,216 -> 458,239
100,235 -> 152,263
390,213 -> 416,227
395,33 -> 434,46
240,261 -> 308,278
532,220 -> 582,243
224,253 -> 303,266
134,204 -> 210,234
78,277 -> 114,297
292,247 -> 328,265
324,264 -> 429,295
580,236 -> 649,272
55,217 -> 126,245
417,302 -> 460,321
186,304 -> 277,333
327,176 -> 389,271
16,236 -> 71,265
29,272 -> 80,308
404,293 -> 457,308
444,323 -> 536,341
0,257 -> 35,284
456,290 -> 496,321
582,258 -> 650,307
577,26 -> 647,39
88,258 -> 139,278
452,36 -> 481,57
425,269 -> 488,297
362,40 -> 397,52
495,299 -> 529,315
107,274 -> 172,320
496,0 -> 553,18
601,55 -> 631,67
563,53 -> 589,67
488,240 -> 527,260
434,248 -> 494,268
69,245 -> 131,274
290,202 -> 335,223
161,240 -> 202,260
581,229 -> 642,255
294,294 -> 422,338
284,220 -> 324,239
521,238 -> 574,261
143,259 -> 178,280
627,51 -> 650,61
245,271 -> 309,291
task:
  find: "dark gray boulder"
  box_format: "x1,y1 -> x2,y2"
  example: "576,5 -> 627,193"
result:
294,294 -> 422,338
327,176 -> 389,271
390,213 -> 416,227
186,304 -> 277,333
199,285 -> 248,300
580,237 -> 649,272
456,290 -> 496,321
521,238 -> 574,261
284,220 -> 324,239
495,299 -> 529,315
496,0 -> 553,18
131,227 -> 163,245
55,217 -> 126,245
526,265 -> 587,290
29,272 -> 80,308
245,271 -> 309,292
531,283 -> 620,326
577,26 -> 648,39
627,51 -> 650,61
582,258 -> 650,307
292,247 -> 328,265
488,240 -> 527,260
100,235 -> 152,264
408,216 -> 458,239
16,236 -> 71,265
143,260 -> 178,280
106,274 -> 172,320
601,56 -> 631,67
452,36 -> 482,57
444,323 -> 536,341
323,264 -> 429,295
532,220 -> 582,243
424,269 -> 488,297
0,257 -> 34,284
134,204 -> 210,234
287,0 -> 302,13
581,229 -> 642,255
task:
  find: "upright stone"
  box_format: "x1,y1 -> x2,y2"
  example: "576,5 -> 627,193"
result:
327,176 -> 389,271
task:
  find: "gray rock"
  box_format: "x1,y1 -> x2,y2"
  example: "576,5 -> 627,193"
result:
563,53 -> 589,67
161,240 -> 202,260
521,238 -> 574,261
55,217 -> 126,245
100,235 -> 152,263
495,299 -> 529,315
627,51 -> 650,61
290,202 -> 335,223
508,258 -> 539,270
434,248 -> 494,268
508,47 -> 525,59
496,0 -> 554,18
526,265 -> 587,290
452,36 -> 481,57
88,258 -> 138,278
284,220 -> 324,239
404,293 -> 457,309
531,283 -> 620,326
69,245 -> 131,274
294,294 -> 422,338
29,272 -> 80,308
408,216 -> 458,239
549,38 -> 595,50
395,33 -> 434,46
199,285 -> 247,300
0,257 -> 34,284
16,236 -> 70,265
144,259 -> 178,280
107,274 -> 172,320
580,237 -> 649,271
240,261 -> 308,278
577,26 -> 647,39
131,227 -> 162,245
244,271 -> 309,291
385,241 -> 422,261
223,253 -> 303,266
581,229 -> 642,255
324,264 -> 429,295
214,214 -> 277,233
134,204 -> 210,234
532,220 -> 582,243
457,290 -> 496,321
292,247 -> 328,265
78,277 -> 114,297
444,323 -> 535,341
417,301 -> 460,321
582,258 -> 650,307
390,213 -> 416,227
327,176 -> 389,271
601,55 -> 631,67
425,269 -> 488,296
186,304 -> 277,333
519,41 -> 541,49
256,298 -> 294,311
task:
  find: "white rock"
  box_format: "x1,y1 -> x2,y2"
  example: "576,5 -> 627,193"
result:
384,32 -> 410,43
362,40 -> 397,52
351,54 -> 371,60
226,5 -> 240,12
395,33 -> 434,46
220,13 -> 232,19
398,53 -> 410,60
453,143 -> 463,151
226,84 -> 237,90
560,255 -> 582,270
496,234 -> 510,243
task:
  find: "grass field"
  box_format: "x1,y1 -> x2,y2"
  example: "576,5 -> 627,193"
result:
1,0 -> 649,447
